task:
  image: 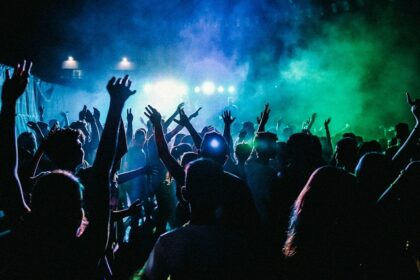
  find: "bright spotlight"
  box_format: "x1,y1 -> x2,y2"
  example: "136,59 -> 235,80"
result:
117,57 -> 134,70
62,56 -> 79,69
227,86 -> 236,94
202,81 -> 215,95
194,86 -> 201,93
143,83 -> 153,93
217,86 -> 224,93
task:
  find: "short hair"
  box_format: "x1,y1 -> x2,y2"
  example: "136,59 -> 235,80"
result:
200,132 -> 229,162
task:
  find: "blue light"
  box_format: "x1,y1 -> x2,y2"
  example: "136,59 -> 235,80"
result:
210,139 -> 220,148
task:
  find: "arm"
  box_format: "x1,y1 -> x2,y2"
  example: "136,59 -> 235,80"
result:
85,108 -> 100,151
126,108 -> 133,146
222,110 -> 236,154
392,93 -> 420,170
163,102 -> 183,130
164,107 -> 201,142
27,121 -> 45,145
117,165 -> 157,184
93,107 -> 103,134
60,111 -> 70,128
174,108 -> 202,149
145,105 -> 185,185
88,75 -> 136,251
324,118 -> 333,159
257,103 -> 270,133
0,61 -> 32,221
38,105 -> 44,122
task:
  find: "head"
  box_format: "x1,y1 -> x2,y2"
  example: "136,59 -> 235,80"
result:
284,166 -> 358,258
49,119 -> 59,129
335,137 -> 358,172
355,152 -> 394,202
395,122 -> 410,142
133,128 -> 146,148
44,128 -> 85,172
242,121 -> 255,135
171,143 -> 193,161
235,142 -> 252,163
182,159 -> 223,215
18,132 -> 37,155
254,131 -> 278,161
200,132 -> 229,166
174,133 -> 186,146
180,152 -> 199,167
286,133 -> 323,168
181,135 -> 194,147
31,170 -> 84,238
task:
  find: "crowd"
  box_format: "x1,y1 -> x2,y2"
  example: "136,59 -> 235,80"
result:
0,61 -> 419,279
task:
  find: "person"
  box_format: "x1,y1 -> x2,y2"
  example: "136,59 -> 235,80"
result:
283,166 -> 362,280
142,159 -> 256,280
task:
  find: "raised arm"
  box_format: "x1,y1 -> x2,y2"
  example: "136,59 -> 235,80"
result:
174,108 -> 202,149
144,105 -> 185,185
84,108 -> 100,152
164,106 -> 201,142
392,93 -> 420,170
222,110 -> 236,153
93,107 -> 103,134
0,61 -> 32,221
163,102 -> 183,130
60,111 -> 70,128
257,103 -> 270,133
324,117 -> 333,159
126,108 -> 133,146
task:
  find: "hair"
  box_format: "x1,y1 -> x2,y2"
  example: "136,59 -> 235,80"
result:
171,143 -> 193,160
183,159 -> 223,208
44,128 -> 84,171
200,132 -> 229,165
283,166 -> 358,257
31,170 -> 84,235
18,132 -> 36,152
180,151 -> 199,167
235,142 -> 252,163
254,131 -> 278,159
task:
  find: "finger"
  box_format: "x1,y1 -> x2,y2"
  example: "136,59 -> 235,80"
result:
116,78 -> 122,85
232,117 -> 236,122
406,92 -> 414,105
144,112 -> 151,119
122,75 -> 129,86
130,89 -> 136,95
26,61 -> 32,76
127,80 -> 132,88
5,69 -> 10,80
145,107 -> 152,115
107,77 -> 116,87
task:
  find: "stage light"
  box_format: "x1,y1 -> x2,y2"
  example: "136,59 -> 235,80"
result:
194,86 -> 201,93
202,81 -> 215,95
217,86 -> 224,93
62,56 -> 79,69
117,57 -> 134,70
227,85 -> 236,94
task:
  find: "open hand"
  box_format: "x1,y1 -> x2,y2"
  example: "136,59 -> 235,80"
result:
173,108 -> 190,126
222,110 -> 236,126
257,103 -> 270,126
189,107 -> 202,119
144,105 -> 162,127
1,60 -> 32,104
106,75 -> 136,105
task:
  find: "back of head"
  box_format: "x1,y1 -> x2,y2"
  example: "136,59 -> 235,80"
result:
18,132 -> 36,154
254,131 -> 278,160
395,122 -> 409,140
184,159 -> 223,209
44,128 -> 84,171
31,170 -> 83,236
335,137 -> 358,170
235,142 -> 252,163
355,152 -> 394,201
171,143 -> 193,160
286,133 -> 322,167
180,152 -> 199,167
200,132 -> 229,166
284,166 -> 358,257
134,128 -> 146,147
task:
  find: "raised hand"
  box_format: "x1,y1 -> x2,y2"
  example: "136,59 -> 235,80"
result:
406,92 -> 420,124
173,108 -> 190,126
27,121 -> 38,130
106,75 -> 136,106
60,111 -> 68,118
222,110 -> 236,126
1,60 -> 32,104
127,108 -> 133,123
177,102 -> 185,111
93,107 -> 100,121
201,125 -> 215,136
85,108 -> 95,123
144,105 -> 162,127
324,117 -> 331,127
189,107 -> 202,119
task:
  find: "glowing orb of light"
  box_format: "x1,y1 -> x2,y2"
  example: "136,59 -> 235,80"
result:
227,85 -> 236,94
202,81 -> 216,95
210,139 -> 220,148
217,86 -> 224,93
194,86 -> 201,93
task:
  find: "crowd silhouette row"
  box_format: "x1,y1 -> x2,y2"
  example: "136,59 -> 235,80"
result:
0,61 -> 419,279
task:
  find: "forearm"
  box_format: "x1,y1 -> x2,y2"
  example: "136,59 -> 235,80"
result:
126,121 -> 133,146
392,123 -> 420,170
165,124 -> 183,142
117,167 -> 146,184
163,109 -> 178,130
88,119 -> 100,150
185,122 -> 202,149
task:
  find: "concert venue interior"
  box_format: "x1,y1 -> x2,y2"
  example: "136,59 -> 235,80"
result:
0,1 -> 419,279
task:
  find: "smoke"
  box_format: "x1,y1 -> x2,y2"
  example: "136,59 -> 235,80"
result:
51,0 -> 419,138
